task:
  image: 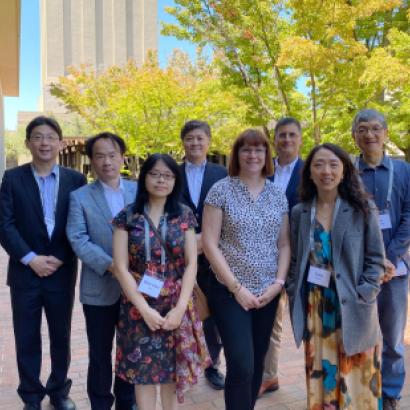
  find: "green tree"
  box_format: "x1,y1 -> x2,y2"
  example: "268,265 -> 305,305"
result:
163,0 -> 410,159
50,51 -> 250,157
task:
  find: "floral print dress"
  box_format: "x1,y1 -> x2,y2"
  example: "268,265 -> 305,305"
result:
112,204 -> 210,402
304,220 -> 381,410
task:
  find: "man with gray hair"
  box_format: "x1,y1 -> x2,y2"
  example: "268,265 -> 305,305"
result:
352,109 -> 410,410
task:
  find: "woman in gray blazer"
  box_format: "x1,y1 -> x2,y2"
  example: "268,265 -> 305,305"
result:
287,143 -> 385,410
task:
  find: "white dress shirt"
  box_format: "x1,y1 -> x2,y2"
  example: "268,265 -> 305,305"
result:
185,160 -> 207,208
101,178 -> 125,217
273,157 -> 299,191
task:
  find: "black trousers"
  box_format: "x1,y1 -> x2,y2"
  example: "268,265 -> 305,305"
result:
10,286 -> 74,405
83,301 -> 135,410
208,275 -> 279,410
197,265 -> 223,367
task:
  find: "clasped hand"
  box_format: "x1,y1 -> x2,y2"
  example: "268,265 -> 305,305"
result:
29,255 -> 63,277
235,283 -> 282,311
141,306 -> 184,332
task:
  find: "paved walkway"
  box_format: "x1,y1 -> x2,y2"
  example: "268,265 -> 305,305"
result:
0,246 -> 409,409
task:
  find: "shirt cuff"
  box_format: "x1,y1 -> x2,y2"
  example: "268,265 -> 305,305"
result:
21,252 -> 37,265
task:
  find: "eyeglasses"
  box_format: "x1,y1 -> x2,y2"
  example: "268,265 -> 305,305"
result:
31,134 -> 60,142
355,127 -> 385,136
147,171 -> 175,181
239,147 -> 266,155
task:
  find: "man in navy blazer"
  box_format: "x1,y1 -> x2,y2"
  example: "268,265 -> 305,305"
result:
260,117 -> 303,396
178,120 -> 227,390
0,116 -> 86,410
66,133 -> 137,410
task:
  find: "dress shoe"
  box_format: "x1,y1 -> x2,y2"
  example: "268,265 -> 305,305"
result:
23,404 -> 41,410
204,367 -> 225,390
383,397 -> 399,410
258,377 -> 279,397
50,397 -> 76,410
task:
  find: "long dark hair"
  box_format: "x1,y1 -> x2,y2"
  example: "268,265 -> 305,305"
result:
300,143 -> 369,217
133,154 -> 182,217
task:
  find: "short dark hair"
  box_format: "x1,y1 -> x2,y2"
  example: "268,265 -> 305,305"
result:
133,154 -> 182,217
180,120 -> 211,140
274,117 -> 301,138
26,116 -> 63,140
229,128 -> 274,177
300,143 -> 369,217
85,132 -> 126,158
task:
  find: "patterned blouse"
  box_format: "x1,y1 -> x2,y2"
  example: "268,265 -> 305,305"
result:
205,176 -> 288,296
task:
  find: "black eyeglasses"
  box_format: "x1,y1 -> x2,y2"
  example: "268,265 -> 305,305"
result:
147,171 -> 175,181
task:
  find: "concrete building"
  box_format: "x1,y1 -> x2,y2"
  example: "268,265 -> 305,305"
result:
40,0 -> 158,112
0,1 -> 20,177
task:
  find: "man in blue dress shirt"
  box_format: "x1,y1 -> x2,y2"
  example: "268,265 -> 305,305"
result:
0,116 -> 86,410
260,117 -> 303,396
352,109 -> 410,410
178,120 -> 227,390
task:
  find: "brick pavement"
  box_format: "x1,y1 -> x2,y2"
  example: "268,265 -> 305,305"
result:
0,245 -> 409,409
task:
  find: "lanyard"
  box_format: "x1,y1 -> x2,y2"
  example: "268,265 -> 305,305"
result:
309,196 -> 341,254
144,210 -> 167,266
355,156 -> 394,209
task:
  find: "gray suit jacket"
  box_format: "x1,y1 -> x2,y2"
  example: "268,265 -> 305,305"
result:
66,179 -> 137,305
287,198 -> 385,355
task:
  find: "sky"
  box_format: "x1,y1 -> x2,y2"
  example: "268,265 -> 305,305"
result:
4,0 -> 196,130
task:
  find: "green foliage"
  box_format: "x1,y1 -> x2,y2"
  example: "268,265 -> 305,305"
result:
163,0 -> 410,159
5,128 -> 28,163
50,51 -> 250,157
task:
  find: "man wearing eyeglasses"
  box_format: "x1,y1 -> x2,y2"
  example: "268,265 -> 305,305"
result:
66,133 -> 137,410
0,116 -> 86,410
352,109 -> 410,410
178,120 -> 227,390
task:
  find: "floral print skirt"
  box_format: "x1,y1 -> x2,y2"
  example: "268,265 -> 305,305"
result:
304,281 -> 382,410
115,278 -> 211,403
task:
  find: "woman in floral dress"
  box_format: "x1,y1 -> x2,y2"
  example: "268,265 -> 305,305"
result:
287,143 -> 385,409
112,153 -> 210,410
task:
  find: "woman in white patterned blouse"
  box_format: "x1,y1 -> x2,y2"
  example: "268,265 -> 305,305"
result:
202,128 -> 291,410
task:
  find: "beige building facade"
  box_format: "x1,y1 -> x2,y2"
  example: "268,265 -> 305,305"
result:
40,0 -> 158,112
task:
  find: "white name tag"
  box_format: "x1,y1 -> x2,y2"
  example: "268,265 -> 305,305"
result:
379,212 -> 392,230
395,261 -> 408,277
307,265 -> 331,288
138,274 -> 164,298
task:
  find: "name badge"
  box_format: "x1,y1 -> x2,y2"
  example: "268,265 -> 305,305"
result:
138,274 -> 164,298
307,265 -> 331,288
395,261 -> 408,277
379,212 -> 392,230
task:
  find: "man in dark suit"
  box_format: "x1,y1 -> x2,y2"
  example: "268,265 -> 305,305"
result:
259,117 -> 303,396
178,120 -> 227,390
0,116 -> 86,410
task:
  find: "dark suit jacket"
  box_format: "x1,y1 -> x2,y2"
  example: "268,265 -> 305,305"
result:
179,162 -> 227,272
0,163 -> 86,291
268,157 -> 303,211
179,162 -> 227,232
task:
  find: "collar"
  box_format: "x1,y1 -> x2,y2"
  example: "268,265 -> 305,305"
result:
100,177 -> 124,192
185,159 -> 207,171
31,163 -> 59,178
358,153 -> 390,171
274,156 -> 299,171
